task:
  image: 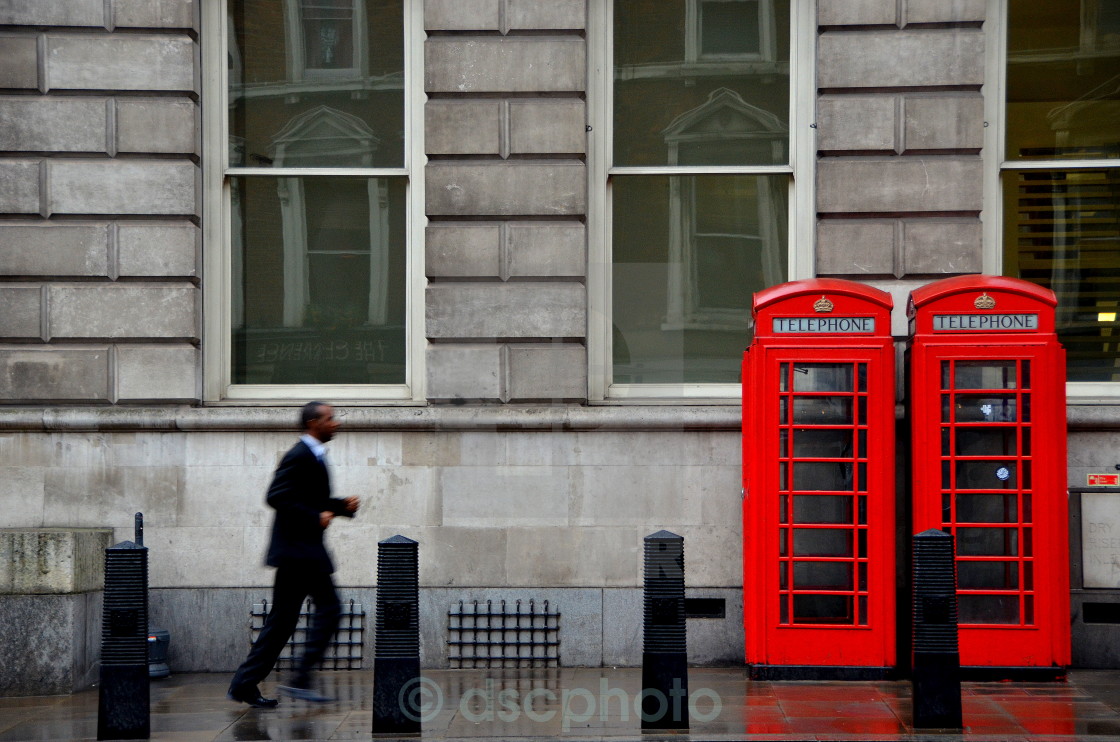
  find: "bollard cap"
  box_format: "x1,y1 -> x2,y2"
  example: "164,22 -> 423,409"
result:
914,529 -> 952,540
380,534 -> 418,545
645,530 -> 683,542
107,540 -> 147,551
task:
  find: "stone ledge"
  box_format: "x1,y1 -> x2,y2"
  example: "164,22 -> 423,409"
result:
0,402 -> 1113,432
0,404 -> 743,432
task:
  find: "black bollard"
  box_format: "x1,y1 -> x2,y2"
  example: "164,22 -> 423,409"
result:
97,535 -> 150,740
911,529 -> 963,729
372,535 -> 421,735
641,530 -> 689,730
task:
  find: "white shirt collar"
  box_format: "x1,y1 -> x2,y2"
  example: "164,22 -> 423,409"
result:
300,433 -> 328,460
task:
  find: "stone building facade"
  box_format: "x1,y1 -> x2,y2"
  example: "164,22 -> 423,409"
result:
1,0 -> 1118,686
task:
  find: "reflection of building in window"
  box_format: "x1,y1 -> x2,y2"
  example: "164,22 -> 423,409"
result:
687,0 -> 774,61
1082,0 -> 1120,54
228,14 -> 243,86
286,0 -> 366,80
607,0 -> 792,387
1003,0 -> 1120,382
269,106 -> 389,328
662,89 -> 787,331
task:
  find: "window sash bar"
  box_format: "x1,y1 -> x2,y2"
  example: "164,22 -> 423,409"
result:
609,165 -> 794,176
225,167 -> 410,177
1000,160 -> 1120,171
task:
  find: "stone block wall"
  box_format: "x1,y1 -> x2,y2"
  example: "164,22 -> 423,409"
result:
0,419 -> 743,669
0,528 -> 113,695
423,0 -> 588,403
0,1 -> 200,404
814,0 -> 986,309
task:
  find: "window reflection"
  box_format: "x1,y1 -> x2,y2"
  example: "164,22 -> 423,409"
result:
302,0 -> 357,73
614,0 -> 789,167
612,175 -> 787,383
228,0 -> 403,168
611,0 -> 790,384
1004,0 -> 1120,381
231,176 -> 406,384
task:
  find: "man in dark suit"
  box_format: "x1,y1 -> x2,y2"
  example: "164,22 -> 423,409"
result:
228,401 -> 360,707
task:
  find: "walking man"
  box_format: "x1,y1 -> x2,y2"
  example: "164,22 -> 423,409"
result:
228,401 -> 360,707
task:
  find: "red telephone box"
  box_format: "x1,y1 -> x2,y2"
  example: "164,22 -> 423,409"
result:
908,275 -> 1070,671
743,279 -> 896,675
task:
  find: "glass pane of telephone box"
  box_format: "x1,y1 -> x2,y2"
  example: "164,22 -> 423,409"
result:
956,493 -> 1019,523
956,428 -> 1019,456
959,594 -> 1020,624
792,428 -> 853,457
793,462 -> 853,491
793,528 -> 852,557
792,398 -> 853,425
793,594 -> 853,624
959,561 -> 1020,590
792,364 -> 853,392
793,495 -> 853,524
956,460 -> 1018,490
954,394 -> 1019,422
793,561 -> 852,590
957,527 -> 1019,556
954,361 -> 1018,389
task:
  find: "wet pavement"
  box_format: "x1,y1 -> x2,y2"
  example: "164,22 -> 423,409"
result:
2,667 -> 1120,741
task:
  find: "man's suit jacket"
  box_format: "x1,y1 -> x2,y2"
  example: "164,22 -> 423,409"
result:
264,439 -> 353,573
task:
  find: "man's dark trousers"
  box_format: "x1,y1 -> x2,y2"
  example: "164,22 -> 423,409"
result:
230,564 -> 341,692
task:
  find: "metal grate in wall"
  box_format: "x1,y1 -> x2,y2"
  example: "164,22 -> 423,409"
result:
448,599 -> 560,668
251,598 -> 365,670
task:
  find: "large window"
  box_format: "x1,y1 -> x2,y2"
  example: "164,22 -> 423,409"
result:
205,0 -> 422,400
1001,0 -> 1120,389
592,0 -> 805,399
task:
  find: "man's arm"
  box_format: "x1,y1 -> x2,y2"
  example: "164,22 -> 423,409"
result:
325,496 -> 360,518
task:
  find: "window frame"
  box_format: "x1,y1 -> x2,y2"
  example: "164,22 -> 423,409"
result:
202,0 -> 426,403
587,0 -> 815,402
984,0 -> 1120,403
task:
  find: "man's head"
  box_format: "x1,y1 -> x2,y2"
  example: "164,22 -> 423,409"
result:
300,401 -> 339,443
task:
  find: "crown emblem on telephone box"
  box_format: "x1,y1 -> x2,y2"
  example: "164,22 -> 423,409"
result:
974,293 -> 996,309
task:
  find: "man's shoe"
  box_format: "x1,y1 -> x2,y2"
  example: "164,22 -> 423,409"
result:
227,688 -> 279,708
278,685 -> 336,703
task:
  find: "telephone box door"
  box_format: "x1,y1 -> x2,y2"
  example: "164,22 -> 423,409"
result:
908,275 -> 1070,670
744,280 -> 895,673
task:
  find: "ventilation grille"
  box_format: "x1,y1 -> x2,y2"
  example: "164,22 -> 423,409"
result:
448,599 -> 559,668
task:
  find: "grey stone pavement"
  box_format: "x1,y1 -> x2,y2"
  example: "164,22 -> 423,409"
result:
3,667 -> 1120,741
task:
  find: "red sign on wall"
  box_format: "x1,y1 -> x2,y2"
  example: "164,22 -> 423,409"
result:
1088,474 -> 1120,487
